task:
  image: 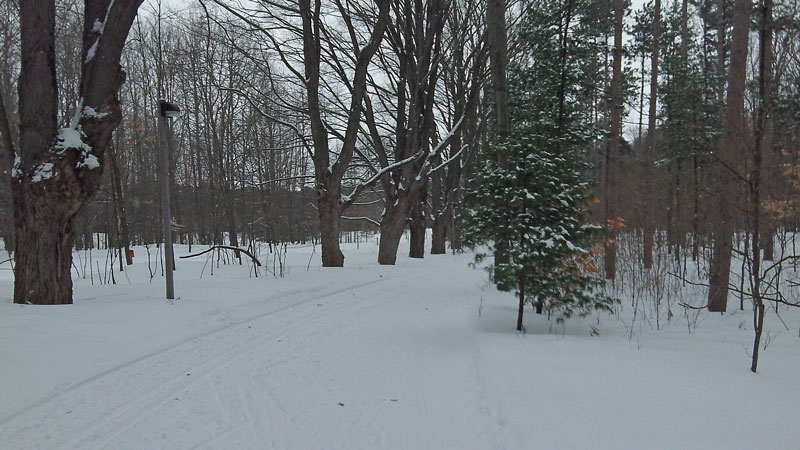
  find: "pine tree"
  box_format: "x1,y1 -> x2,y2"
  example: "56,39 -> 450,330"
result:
464,0 -> 616,330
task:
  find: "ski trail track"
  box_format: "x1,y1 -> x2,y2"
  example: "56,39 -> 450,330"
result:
1,271 -> 410,449
1,257 -> 496,449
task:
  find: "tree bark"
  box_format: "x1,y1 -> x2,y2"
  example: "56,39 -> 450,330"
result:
317,184 -> 344,267
0,89 -> 15,252
108,139 -> 132,265
13,0 -> 142,304
13,187 -> 78,304
604,0 -> 624,280
430,206 -> 450,255
378,197 -> 409,265
487,0 -> 509,268
408,187 -> 426,258
643,0 -> 660,269
708,0 -> 750,313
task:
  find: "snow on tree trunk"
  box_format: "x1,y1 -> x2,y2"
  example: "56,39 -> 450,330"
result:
13,0 -> 143,305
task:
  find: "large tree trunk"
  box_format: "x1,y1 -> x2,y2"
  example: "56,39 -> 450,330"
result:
708,0 -> 750,313
12,185 -> 79,304
378,194 -> 412,265
378,212 -> 405,265
430,207 -> 450,254
13,0 -> 143,305
317,191 -> 344,267
408,188 -> 426,258
317,187 -> 344,267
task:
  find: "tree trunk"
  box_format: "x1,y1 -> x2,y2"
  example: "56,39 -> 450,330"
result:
643,0 -> 661,269
408,188 -> 426,258
378,195 -> 411,265
450,204 -> 462,252
708,0 -> 750,313
604,0 -> 624,280
108,141 -> 132,265
0,90 -> 15,253
12,186 -> 78,304
708,227 -> 734,312
13,0 -> 142,305
318,188 -> 344,267
431,207 -> 450,254
487,0 -> 509,267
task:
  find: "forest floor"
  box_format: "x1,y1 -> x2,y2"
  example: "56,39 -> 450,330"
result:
0,235 -> 798,449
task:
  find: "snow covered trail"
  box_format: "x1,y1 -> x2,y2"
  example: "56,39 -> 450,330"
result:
0,251 -> 496,449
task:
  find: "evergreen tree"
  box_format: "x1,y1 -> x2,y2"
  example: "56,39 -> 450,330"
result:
464,0 -> 616,330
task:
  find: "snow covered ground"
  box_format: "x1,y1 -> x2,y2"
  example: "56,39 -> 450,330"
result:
1,236 -> 798,449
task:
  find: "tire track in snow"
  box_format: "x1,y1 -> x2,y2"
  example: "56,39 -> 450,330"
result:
0,271 -> 412,450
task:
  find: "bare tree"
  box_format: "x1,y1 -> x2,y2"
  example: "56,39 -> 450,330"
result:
430,1 -> 486,255
12,0 -> 143,304
358,0 -> 475,264
209,0 -> 390,267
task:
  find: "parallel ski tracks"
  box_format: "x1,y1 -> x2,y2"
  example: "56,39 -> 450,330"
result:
0,271 -> 411,450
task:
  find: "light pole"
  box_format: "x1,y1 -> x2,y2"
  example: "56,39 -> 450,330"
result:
158,100 -> 180,299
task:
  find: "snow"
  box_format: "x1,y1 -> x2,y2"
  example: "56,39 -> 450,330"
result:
31,162 -> 55,182
0,237 -> 798,449
53,127 -> 99,170
84,0 -> 116,63
11,155 -> 21,178
55,127 -> 92,154
82,106 -> 109,119
91,19 -> 104,33
85,41 -> 100,63
77,153 -> 100,170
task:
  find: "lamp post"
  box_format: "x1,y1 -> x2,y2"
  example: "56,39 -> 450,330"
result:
158,100 -> 181,299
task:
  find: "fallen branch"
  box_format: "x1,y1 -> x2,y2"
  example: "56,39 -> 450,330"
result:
180,245 -> 262,267
679,302 -> 708,310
